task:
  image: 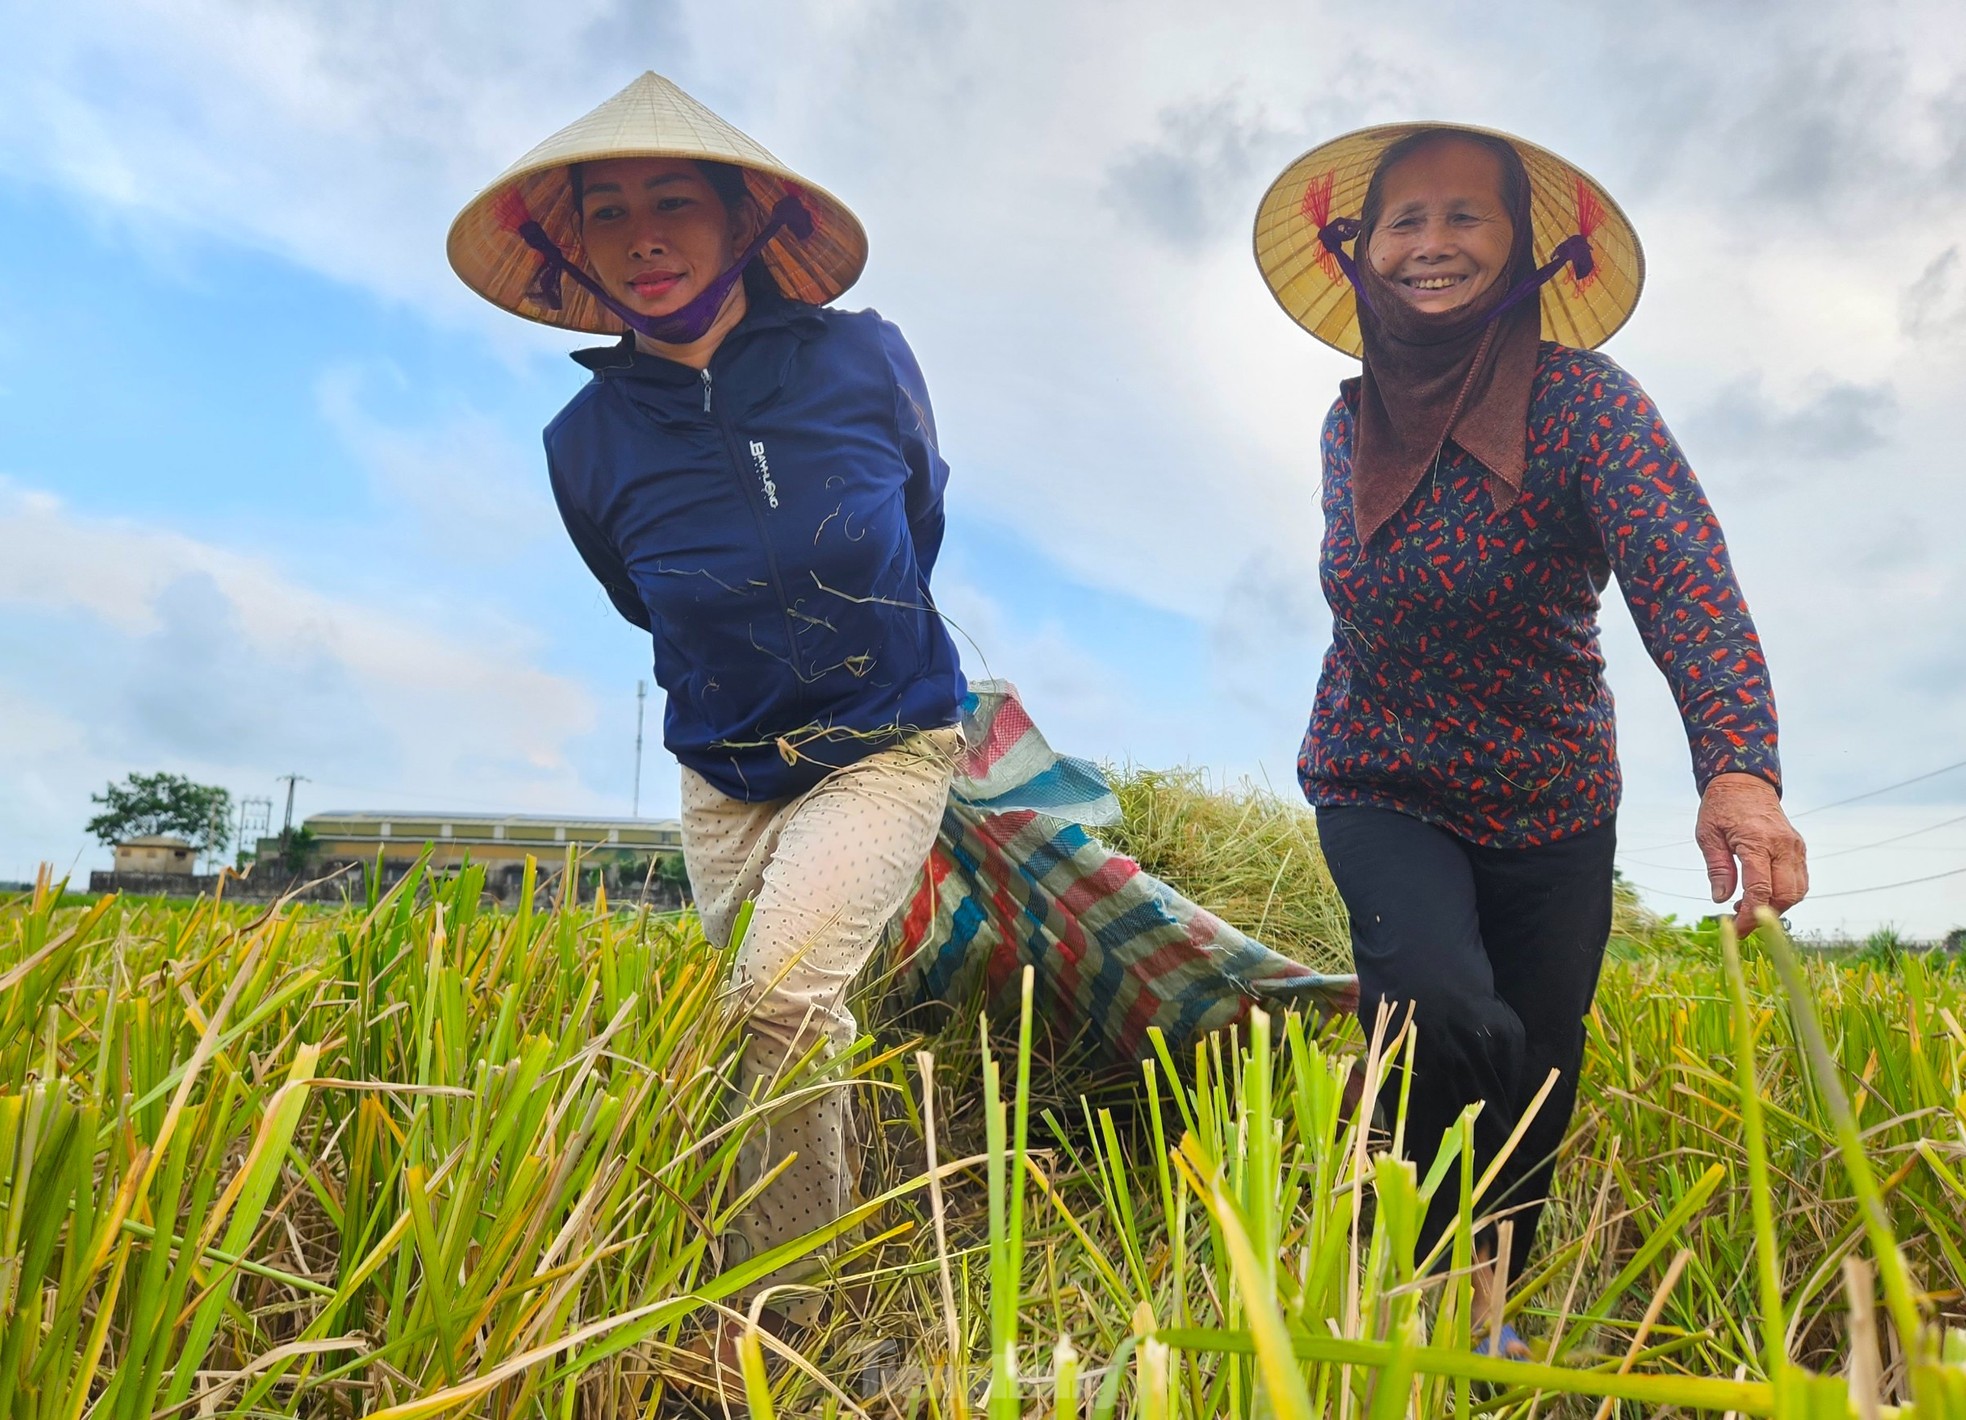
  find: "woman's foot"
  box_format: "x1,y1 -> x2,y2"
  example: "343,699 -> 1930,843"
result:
1470,1250 -> 1530,1360
1475,1320 -> 1529,1360
672,1308 -> 799,1402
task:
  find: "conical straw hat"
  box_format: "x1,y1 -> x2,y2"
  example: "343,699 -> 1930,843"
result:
1253,123 -> 1644,357
449,72 -> 867,334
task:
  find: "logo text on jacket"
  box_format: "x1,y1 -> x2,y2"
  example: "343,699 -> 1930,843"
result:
748,440 -> 780,509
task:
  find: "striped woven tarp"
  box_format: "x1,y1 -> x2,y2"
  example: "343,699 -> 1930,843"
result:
882,681 -> 1359,1061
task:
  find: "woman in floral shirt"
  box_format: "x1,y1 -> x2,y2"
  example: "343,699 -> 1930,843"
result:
1253,125 -> 1808,1355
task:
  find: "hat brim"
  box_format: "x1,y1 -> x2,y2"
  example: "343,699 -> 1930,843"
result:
1253,122 -> 1645,356
447,73 -> 867,335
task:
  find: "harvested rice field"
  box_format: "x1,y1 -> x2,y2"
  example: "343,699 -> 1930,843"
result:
3,774 -> 1965,1417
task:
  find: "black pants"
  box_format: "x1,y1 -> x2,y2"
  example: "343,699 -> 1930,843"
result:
1315,805 -> 1616,1281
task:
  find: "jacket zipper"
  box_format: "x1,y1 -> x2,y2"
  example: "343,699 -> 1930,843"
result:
702,366 -> 805,678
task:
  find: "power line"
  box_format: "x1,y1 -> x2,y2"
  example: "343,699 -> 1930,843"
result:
1807,810 -> 1966,861
1620,808 -> 1966,876
1807,864 -> 1966,899
1627,862 -> 1966,905
1621,753 -> 1966,854
1790,757 -> 1966,819
1621,879 -> 1740,905
1617,855 -> 1712,875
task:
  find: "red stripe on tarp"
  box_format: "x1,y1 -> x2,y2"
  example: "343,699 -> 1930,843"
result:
974,834 -> 1027,993
1052,907 -> 1084,1011
968,694 -> 1039,779
893,845 -> 955,960
1128,937 -> 1202,989
1056,853 -> 1139,915
1181,909 -> 1226,952
1116,976 -> 1165,1057
976,809 -> 1038,849
1050,888 -> 1090,965
984,816 -> 1104,962
1110,936 -> 1206,1055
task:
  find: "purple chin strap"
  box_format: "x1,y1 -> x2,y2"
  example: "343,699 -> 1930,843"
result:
1317,215 -> 1595,327
494,188 -> 815,344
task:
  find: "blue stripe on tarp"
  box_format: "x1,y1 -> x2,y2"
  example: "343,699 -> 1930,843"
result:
995,829 -> 1070,1014
921,828 -> 989,1001
1094,899 -> 1181,952
1082,904 -> 1179,1043
955,756 -> 1118,825
1016,888 -> 1066,1007
1170,969 -> 1230,1044
927,892 -> 989,1001
1016,821 -> 1090,885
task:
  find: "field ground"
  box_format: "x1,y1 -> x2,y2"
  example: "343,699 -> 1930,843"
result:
3,772 -> 1965,1416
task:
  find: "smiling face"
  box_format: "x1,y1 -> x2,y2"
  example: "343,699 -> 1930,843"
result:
1365,136 -> 1517,316
577,157 -> 750,320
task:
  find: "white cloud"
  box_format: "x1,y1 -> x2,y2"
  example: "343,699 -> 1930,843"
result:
316,364 -> 557,554
933,576 -> 1206,772
0,478 -> 602,878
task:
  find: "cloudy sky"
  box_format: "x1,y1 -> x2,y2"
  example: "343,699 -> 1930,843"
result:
3,0 -> 1963,937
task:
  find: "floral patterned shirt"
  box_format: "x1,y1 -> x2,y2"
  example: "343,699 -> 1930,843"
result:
1300,343 -> 1781,848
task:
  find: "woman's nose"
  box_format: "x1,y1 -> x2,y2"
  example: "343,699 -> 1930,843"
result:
1411,218 -> 1457,257
627,224 -> 671,259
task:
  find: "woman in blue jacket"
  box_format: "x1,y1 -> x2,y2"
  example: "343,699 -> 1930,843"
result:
449,73 -> 967,1353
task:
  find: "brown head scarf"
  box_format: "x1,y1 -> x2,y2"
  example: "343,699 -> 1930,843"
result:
1345,130 -> 1542,544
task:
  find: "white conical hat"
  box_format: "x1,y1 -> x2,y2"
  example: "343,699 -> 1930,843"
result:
448,72 -> 867,334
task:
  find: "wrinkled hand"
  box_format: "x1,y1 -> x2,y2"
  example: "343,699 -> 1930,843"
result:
1695,773 -> 1809,937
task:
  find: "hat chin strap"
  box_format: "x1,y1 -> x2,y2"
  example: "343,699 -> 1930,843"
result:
494,190 -> 815,343
1480,232 -> 1595,324
1318,216 -> 1595,327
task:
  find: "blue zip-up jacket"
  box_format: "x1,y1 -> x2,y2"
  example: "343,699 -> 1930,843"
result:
544,293 -> 967,802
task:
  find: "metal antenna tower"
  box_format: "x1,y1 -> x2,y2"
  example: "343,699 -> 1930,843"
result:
235,796 -> 272,862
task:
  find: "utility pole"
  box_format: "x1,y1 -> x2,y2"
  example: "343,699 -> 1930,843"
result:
632,681 -> 647,818
276,773 -> 309,835
204,798 -> 226,875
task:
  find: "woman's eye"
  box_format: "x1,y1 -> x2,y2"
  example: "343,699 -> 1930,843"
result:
657,196 -> 694,212
588,204 -> 624,222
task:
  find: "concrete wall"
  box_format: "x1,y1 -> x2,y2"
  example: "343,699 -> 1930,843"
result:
89,860 -> 689,911
89,871 -> 221,897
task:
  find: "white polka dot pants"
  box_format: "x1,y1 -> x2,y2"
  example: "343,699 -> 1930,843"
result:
681,726 -> 959,1323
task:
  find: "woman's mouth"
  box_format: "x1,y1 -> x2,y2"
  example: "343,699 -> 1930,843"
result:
1403,274 -> 1468,292
627,270 -> 685,301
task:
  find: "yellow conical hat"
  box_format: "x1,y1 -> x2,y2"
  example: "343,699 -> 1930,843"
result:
448,72 -> 867,334
1253,123 -> 1644,356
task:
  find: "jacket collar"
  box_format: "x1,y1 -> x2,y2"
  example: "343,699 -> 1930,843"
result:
571,286 -> 825,382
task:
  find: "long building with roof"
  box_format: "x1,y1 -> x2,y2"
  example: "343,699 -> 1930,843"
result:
253,810 -> 687,905
289,811 -> 680,861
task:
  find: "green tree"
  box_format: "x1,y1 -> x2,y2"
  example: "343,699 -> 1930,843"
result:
86,773 -> 233,856
278,825 -> 318,873
655,851 -> 691,899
